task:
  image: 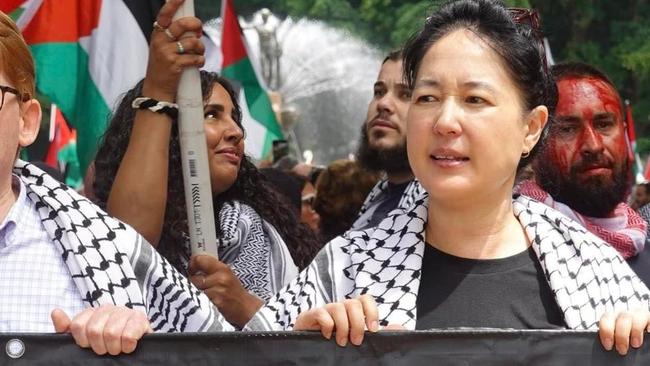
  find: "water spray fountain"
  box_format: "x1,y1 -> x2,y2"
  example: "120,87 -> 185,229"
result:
205,10 -> 382,165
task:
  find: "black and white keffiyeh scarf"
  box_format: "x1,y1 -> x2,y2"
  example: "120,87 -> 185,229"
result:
351,178 -> 423,230
14,160 -> 236,332
247,190 -> 650,331
177,201 -> 298,301
213,201 -> 298,301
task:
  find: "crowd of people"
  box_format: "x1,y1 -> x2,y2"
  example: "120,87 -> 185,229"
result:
3,0 -> 650,359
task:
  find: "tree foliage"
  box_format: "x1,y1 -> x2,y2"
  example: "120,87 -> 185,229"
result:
197,0 -> 650,152
532,0 -> 650,153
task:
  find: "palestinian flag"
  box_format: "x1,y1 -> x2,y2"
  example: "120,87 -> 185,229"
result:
44,104 -> 73,168
9,0 -> 162,173
220,0 -> 283,160
2,0 -> 24,18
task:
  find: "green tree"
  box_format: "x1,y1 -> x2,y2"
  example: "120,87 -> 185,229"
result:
198,0 -> 533,49
196,0 -> 650,152
533,0 -> 650,153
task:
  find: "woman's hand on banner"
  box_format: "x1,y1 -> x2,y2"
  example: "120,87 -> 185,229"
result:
51,305 -> 152,355
293,295 -> 380,347
599,309 -> 650,355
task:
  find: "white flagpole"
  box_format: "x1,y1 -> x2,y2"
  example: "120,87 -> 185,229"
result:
172,0 -> 219,258
49,103 -> 57,142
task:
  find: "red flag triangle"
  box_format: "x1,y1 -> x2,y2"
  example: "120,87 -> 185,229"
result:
0,0 -> 24,14
220,0 -> 247,68
21,0 -> 101,45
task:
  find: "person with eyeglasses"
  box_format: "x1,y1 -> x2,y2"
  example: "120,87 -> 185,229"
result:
240,0 -> 650,356
299,177 -> 320,233
0,9 -> 233,356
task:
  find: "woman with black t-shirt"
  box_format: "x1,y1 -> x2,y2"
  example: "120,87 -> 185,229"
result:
242,0 -> 650,356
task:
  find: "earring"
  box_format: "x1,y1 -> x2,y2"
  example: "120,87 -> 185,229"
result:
521,150 -> 530,158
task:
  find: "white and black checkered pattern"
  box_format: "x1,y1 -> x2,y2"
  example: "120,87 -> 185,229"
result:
639,203 -> 650,237
248,191 -> 650,331
175,200 -> 298,302
0,176 -> 85,332
14,160 -> 235,332
215,201 -> 298,301
351,178 -> 423,231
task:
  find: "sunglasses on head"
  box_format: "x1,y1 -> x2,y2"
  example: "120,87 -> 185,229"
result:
508,7 -> 549,74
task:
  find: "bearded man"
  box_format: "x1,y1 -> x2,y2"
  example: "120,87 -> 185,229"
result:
520,62 -> 649,281
353,50 -> 422,230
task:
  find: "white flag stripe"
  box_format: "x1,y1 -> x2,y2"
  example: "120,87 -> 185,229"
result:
201,33 -> 222,73
78,0 -> 148,113
49,103 -> 57,142
238,89 -> 267,159
15,0 -> 43,30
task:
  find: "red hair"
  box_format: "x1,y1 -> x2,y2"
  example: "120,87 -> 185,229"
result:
0,11 -> 34,102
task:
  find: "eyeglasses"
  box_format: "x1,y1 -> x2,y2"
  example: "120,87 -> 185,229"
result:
508,8 -> 549,74
0,85 -> 28,111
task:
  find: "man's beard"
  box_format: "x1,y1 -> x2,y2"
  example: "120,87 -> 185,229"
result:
535,150 -> 631,218
356,124 -> 411,176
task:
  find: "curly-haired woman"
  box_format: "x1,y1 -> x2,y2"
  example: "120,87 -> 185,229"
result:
93,0 -> 319,328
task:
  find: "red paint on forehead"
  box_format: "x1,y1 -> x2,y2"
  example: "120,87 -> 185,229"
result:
556,77 -> 623,120
546,76 -> 627,173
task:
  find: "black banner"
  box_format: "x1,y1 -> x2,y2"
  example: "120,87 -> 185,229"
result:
2,330 -> 649,365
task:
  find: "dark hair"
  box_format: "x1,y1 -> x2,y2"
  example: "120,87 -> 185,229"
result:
94,71 -> 321,270
639,182 -> 650,194
551,62 -> 616,88
383,49 -> 403,65
260,167 -> 303,215
314,159 -> 381,242
551,61 -> 623,111
402,0 -> 557,170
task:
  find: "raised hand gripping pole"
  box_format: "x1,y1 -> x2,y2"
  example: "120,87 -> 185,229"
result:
172,0 -> 219,258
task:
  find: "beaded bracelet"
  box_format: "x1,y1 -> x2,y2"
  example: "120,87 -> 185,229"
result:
131,97 -> 179,119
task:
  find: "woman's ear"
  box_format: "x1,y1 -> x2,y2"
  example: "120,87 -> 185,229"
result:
17,98 -> 42,148
523,105 -> 548,153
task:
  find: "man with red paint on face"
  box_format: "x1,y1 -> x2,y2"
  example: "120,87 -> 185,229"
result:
520,62 -> 649,280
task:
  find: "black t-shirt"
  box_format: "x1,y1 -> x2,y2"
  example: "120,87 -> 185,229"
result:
361,181 -> 410,230
415,243 -> 566,330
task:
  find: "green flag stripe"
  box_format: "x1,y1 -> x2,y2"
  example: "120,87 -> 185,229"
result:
9,7 -> 24,21
262,131 -> 276,160
30,43 -> 110,173
221,58 -> 283,138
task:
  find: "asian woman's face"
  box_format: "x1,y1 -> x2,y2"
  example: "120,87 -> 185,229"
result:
407,29 -> 546,205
